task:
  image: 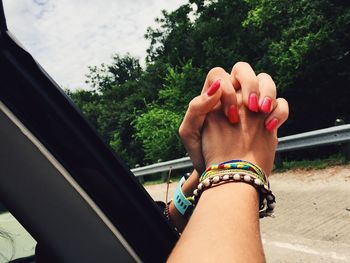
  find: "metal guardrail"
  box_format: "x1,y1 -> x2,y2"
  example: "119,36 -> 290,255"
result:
132,157 -> 192,177
131,124 -> 350,177
277,125 -> 350,152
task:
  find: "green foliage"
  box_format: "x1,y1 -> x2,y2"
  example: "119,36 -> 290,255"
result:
67,0 -> 350,167
85,54 -> 142,92
68,55 -> 148,167
159,61 -> 204,113
133,107 -> 185,162
242,0 -> 350,92
66,89 -> 101,129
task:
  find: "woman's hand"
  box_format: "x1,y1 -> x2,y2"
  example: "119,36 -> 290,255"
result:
179,62 -> 289,176
169,62 -> 289,262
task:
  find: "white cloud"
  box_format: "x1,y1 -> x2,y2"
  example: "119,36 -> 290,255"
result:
3,0 -> 187,90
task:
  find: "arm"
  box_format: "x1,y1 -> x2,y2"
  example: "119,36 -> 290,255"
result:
168,62 -> 289,262
168,183 -> 265,263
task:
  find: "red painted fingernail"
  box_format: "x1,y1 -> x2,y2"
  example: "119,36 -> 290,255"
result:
261,97 -> 272,113
207,79 -> 221,96
228,105 -> 239,123
265,118 -> 278,132
248,93 -> 259,112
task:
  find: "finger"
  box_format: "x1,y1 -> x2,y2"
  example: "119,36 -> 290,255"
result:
179,86 -> 223,173
201,67 -> 226,94
221,73 -> 239,123
231,62 -> 259,112
202,67 -> 239,123
265,98 -> 289,133
257,73 -> 277,114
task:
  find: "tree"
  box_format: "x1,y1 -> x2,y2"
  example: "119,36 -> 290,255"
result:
68,0 -> 350,166
243,0 -> 350,134
133,107 -> 185,162
85,54 -> 142,92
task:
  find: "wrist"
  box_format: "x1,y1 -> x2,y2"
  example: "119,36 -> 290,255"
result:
200,182 -> 259,210
181,170 -> 200,196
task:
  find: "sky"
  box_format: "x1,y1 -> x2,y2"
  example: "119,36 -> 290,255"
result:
3,0 -> 187,90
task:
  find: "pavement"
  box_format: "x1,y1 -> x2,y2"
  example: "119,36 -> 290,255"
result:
144,164 -> 350,262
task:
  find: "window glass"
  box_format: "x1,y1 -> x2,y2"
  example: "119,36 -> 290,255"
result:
0,208 -> 36,262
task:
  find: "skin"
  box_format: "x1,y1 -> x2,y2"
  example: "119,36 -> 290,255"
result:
168,183 -> 264,263
167,62 -> 289,262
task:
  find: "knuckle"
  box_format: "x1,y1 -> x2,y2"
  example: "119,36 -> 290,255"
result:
233,61 -> 250,72
206,112 -> 216,122
236,61 -> 250,67
178,123 -> 188,139
188,99 -> 198,111
277,98 -> 289,118
258,73 -> 277,95
246,78 -> 259,90
272,135 -> 278,146
257,72 -> 272,80
278,97 -> 289,108
208,67 -> 225,78
225,89 -> 235,97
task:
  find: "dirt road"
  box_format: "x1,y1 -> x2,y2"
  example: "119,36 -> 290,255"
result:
145,165 -> 350,262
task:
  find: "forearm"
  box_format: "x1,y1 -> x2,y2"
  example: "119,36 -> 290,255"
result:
167,182 -> 265,263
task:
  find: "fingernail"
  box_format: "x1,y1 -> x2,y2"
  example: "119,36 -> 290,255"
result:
207,79 -> 221,96
248,93 -> 259,112
265,118 -> 278,132
261,97 -> 272,113
228,105 -> 239,123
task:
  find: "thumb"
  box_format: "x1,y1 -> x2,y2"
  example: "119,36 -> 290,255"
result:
179,81 -> 222,173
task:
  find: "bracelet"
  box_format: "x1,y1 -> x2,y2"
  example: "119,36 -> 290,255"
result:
202,160 -> 267,185
201,168 -> 266,185
193,160 -> 275,218
194,171 -> 275,217
173,177 -> 194,218
163,202 -> 180,235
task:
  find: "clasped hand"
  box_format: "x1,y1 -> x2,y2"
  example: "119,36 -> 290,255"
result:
179,62 -> 289,176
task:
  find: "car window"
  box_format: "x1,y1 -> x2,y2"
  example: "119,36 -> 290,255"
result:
0,206 -> 36,262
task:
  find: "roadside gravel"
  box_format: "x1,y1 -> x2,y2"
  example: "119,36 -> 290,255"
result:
144,164 -> 350,262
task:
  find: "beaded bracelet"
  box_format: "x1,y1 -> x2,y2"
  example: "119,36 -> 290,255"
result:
193,160 -> 275,218
163,201 -> 180,235
222,159 -> 266,176
201,168 -> 266,186
193,171 -> 275,217
202,160 -> 267,184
